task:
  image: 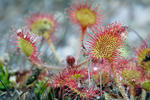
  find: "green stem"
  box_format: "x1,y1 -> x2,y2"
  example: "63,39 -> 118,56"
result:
110,63 -> 129,100
129,83 -> 135,100
75,29 -> 85,63
47,39 -> 61,63
116,76 -> 129,100
141,89 -> 146,100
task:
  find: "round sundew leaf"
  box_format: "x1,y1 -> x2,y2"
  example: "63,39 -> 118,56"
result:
145,67 -> 150,76
18,37 -> 34,57
137,48 -> 150,66
30,18 -> 54,39
75,8 -> 96,27
70,74 -> 82,80
121,70 -> 140,81
87,23 -> 127,64
92,34 -> 118,60
67,0 -> 102,32
141,81 -> 150,92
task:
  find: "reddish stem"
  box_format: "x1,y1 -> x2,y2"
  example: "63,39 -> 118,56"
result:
75,27 -> 86,63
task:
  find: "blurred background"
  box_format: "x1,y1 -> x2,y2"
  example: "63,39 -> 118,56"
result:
0,0 -> 150,70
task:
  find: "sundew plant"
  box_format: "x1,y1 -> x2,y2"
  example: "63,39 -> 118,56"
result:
0,0 -> 150,100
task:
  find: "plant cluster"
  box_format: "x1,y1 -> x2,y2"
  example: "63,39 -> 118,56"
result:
0,0 -> 150,100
